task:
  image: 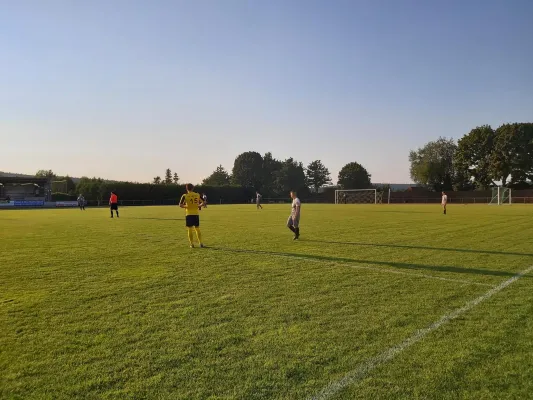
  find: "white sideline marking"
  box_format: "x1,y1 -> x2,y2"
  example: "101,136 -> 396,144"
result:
308,265 -> 533,400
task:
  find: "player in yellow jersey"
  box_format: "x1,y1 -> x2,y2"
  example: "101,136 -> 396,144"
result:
179,183 -> 205,248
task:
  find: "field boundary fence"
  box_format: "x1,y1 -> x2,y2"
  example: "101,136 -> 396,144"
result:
3,197 -> 533,209
84,196 -> 533,207
388,196 -> 533,204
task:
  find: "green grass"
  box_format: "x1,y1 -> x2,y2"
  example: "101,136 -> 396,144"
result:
1,204 -> 533,399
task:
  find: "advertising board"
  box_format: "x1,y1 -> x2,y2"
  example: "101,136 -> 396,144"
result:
56,201 -> 78,207
13,200 -> 45,207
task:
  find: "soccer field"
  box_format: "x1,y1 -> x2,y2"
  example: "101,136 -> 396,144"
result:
1,204 -> 533,399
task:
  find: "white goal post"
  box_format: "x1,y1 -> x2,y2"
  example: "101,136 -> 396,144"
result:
51,180 -> 68,194
489,187 -> 512,205
335,189 -> 391,204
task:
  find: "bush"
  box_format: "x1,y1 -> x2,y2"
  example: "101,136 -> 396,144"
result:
75,179 -> 255,204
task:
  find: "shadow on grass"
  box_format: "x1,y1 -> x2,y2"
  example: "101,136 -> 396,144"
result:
364,209 -> 436,214
361,208 -> 532,216
208,247 -> 529,278
129,217 -> 183,221
304,240 -> 533,258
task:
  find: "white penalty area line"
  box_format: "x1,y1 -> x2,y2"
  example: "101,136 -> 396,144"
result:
307,265 -> 533,400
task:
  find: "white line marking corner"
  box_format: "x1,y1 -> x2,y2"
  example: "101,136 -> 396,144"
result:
308,265 -> 533,400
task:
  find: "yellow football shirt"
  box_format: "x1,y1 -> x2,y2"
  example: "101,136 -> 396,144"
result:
180,192 -> 201,216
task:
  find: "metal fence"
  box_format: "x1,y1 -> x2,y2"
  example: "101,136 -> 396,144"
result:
389,197 -> 533,204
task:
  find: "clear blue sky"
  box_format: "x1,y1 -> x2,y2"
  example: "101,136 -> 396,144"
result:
1,0 -> 532,184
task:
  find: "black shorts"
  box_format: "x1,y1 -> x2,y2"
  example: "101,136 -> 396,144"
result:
185,215 -> 200,227
110,203 -> 118,210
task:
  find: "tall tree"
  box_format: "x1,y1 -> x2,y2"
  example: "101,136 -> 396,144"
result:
409,137 -> 457,191
164,168 -> 172,184
337,162 -> 371,189
491,123 -> 533,187
75,177 -> 108,204
455,125 -> 496,189
273,158 -> 308,196
232,151 -> 263,189
153,176 -> 161,185
202,165 -> 231,186
262,152 -> 283,196
306,160 -> 331,193
173,173 -> 179,184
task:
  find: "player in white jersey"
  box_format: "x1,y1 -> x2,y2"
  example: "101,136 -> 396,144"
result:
77,194 -> 85,210
256,192 -> 263,209
202,193 -> 207,208
287,191 -> 301,240
441,191 -> 447,215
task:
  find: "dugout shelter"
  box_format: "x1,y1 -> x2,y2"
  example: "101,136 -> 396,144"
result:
0,176 -> 51,202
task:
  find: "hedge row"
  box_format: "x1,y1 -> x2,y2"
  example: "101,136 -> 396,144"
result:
60,182 -> 257,204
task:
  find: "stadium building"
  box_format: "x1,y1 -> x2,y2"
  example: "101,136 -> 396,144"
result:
0,176 -> 51,203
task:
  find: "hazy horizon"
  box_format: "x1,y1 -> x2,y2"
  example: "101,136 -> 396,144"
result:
2,0 -> 532,185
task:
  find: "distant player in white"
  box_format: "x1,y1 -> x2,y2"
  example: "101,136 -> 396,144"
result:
202,193 -> 207,208
287,191 -> 301,240
256,191 -> 263,209
77,194 -> 85,211
441,191 -> 447,215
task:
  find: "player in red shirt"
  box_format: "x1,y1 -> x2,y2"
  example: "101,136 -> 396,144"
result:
109,192 -> 119,218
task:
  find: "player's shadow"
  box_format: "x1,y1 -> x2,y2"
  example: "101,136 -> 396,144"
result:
129,217 -> 183,221
365,210 -> 436,214
209,247 -> 528,278
305,240 -> 533,258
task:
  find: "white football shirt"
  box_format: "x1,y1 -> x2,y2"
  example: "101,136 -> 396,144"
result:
291,198 -> 301,216
442,194 -> 448,204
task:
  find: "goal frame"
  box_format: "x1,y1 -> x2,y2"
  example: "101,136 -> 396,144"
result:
335,189 -> 384,204
51,180 -> 68,194
488,187 -> 512,205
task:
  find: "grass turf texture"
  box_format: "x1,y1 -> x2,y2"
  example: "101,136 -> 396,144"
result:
1,204 -> 533,400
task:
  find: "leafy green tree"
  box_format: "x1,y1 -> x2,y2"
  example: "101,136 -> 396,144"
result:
164,169 -> 172,184
261,152 -> 283,196
273,158 -> 308,196
306,160 -> 331,193
409,137 -> 457,191
173,173 -> 179,184
232,151 -> 263,189
455,125 -> 496,189
455,123 -> 533,188
202,165 -> 231,186
337,162 -> 371,189
492,123 -> 533,187
153,176 -> 161,185
75,177 -> 108,204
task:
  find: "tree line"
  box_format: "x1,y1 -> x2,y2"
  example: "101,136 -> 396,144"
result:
148,152 -> 373,197
409,123 -> 533,191
38,154 -> 374,201
152,168 -> 179,185
202,151 -> 372,197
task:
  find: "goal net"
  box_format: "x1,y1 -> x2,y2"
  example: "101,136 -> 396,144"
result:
489,187 -> 512,205
51,180 -> 68,194
335,189 -> 378,204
